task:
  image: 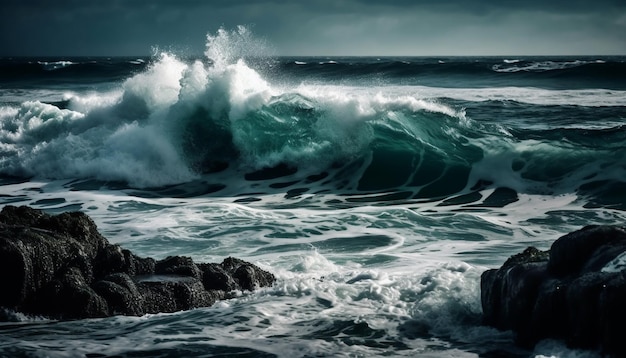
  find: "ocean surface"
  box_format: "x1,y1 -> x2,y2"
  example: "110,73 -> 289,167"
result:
1,27 -> 625,357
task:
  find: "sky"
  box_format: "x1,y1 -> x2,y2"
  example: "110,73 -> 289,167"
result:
1,0 -> 625,56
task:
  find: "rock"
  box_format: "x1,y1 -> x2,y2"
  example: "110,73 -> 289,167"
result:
198,263 -> 239,291
93,273 -> 145,316
0,220 -> 97,307
0,205 -> 275,320
480,247 -> 549,334
481,225 -> 626,356
33,267 -> 109,319
155,255 -> 202,279
549,225 -> 626,276
94,244 -> 155,279
137,278 -> 222,313
222,257 -> 276,290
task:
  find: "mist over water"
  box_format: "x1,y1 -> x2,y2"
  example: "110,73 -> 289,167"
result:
0,27 -> 625,357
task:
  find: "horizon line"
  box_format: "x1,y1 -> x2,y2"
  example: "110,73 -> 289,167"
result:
1,53 -> 625,59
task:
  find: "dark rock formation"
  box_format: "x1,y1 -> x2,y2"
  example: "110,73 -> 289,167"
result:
0,205 -> 275,320
481,225 -> 626,356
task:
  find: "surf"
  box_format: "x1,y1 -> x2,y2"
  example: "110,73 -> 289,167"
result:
0,27 -> 624,210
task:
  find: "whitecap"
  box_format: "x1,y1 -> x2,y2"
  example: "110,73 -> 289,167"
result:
38,60 -> 76,71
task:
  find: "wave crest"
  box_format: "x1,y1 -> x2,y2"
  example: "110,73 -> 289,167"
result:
1,28 -> 624,207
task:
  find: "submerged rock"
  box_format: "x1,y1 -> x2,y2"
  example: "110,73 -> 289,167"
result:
0,205 -> 275,320
481,225 -> 626,356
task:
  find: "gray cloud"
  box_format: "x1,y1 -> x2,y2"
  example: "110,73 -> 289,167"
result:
1,0 -> 624,56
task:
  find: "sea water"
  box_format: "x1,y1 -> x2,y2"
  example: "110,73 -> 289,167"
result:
0,27 -> 625,357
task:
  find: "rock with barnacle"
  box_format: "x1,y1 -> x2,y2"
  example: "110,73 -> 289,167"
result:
0,205 -> 275,320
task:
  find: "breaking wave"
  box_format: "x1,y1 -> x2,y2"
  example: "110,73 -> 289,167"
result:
0,27 -> 624,210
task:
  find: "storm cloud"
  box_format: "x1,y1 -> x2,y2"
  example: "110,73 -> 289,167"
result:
1,0 -> 625,56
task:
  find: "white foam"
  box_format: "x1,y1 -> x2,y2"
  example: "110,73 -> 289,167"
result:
38,60 -> 75,71
205,25 -> 269,71
492,59 -> 591,73
65,90 -> 123,113
121,52 -> 186,112
222,59 -> 274,120
601,252 -> 626,273
534,339 -> 601,358
0,101 -> 84,144
178,60 -> 209,101
0,27 -> 284,187
406,86 -> 625,107
292,84 -> 625,109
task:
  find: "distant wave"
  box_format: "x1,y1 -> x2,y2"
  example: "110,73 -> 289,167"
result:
38,60 -> 77,71
0,57 -> 149,85
491,59 -> 601,72
275,57 -> 626,90
2,56 -> 625,90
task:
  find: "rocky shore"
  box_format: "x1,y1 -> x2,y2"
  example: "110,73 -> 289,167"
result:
3,204 -> 624,356
0,205 -> 275,320
481,225 -> 626,356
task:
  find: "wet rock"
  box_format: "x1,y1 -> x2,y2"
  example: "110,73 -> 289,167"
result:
33,267 -> 109,319
222,257 -> 276,290
481,225 -> 626,356
549,225 -> 626,276
94,244 -> 155,279
93,273 -> 145,316
198,263 -> 238,291
137,277 -> 222,313
0,205 -> 275,320
155,255 -> 202,279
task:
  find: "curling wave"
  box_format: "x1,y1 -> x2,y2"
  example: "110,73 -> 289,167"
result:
0,27 -> 624,210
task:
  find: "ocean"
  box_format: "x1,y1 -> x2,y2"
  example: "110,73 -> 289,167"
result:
1,28 -> 625,357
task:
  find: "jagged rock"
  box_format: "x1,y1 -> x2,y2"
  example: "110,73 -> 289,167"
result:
481,225 -> 626,356
0,205 -> 275,320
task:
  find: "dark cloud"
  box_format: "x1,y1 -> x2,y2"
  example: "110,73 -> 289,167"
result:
1,0 -> 624,56
350,0 -> 626,12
